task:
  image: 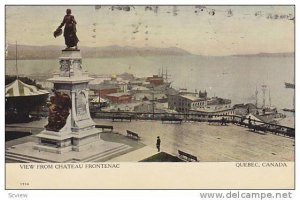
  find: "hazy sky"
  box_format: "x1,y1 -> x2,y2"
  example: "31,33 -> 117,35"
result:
5,5 -> 294,56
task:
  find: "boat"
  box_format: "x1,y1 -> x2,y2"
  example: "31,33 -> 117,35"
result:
254,85 -> 285,119
282,108 -> 295,113
285,82 -> 295,89
283,82 -> 295,112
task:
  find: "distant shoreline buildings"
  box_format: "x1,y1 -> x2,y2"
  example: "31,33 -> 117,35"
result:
86,71 -> 236,120
168,89 -> 234,119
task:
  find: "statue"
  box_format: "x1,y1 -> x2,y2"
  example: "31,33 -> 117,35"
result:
54,9 -> 79,49
45,90 -> 72,132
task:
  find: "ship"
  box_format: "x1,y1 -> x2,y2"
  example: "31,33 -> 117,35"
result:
253,85 -> 286,119
283,81 -> 295,113
282,108 -> 295,112
285,82 -> 295,89
148,66 -> 173,90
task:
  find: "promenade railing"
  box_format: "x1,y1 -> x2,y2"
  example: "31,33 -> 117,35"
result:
91,110 -> 295,138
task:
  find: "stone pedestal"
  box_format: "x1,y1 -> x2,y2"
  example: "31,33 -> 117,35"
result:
34,49 -> 101,153
33,128 -> 102,154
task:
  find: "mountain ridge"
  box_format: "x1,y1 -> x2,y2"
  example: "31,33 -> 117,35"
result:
6,44 -> 192,60
231,52 -> 294,57
6,44 -> 294,59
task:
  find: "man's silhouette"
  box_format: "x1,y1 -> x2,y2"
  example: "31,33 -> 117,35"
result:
156,136 -> 161,152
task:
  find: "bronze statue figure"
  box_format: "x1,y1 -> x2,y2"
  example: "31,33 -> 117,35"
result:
54,9 -> 79,49
45,90 -> 72,132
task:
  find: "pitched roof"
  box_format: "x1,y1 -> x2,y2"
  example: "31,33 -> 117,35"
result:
89,83 -> 118,90
5,79 -> 49,97
180,94 -> 201,101
106,92 -> 131,97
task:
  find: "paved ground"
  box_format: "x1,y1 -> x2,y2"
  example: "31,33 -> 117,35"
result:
6,118 -> 295,162
94,119 -> 294,162
107,146 -> 158,162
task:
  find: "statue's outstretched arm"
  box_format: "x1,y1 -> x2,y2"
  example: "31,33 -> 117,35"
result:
57,16 -> 66,29
72,16 -> 77,24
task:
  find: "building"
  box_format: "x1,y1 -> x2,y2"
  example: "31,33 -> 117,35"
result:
133,101 -> 154,113
133,101 -> 173,114
168,94 -> 207,113
189,96 -> 233,118
105,92 -> 132,104
146,75 -> 164,86
178,89 -> 198,96
128,80 -> 144,87
130,86 -> 150,94
117,81 -> 129,93
101,102 -> 139,112
189,107 -> 235,120
233,103 -> 257,116
133,92 -> 167,102
89,83 -> 119,98
117,72 -> 135,81
198,90 -> 208,98
190,97 -> 207,109
168,89 -> 233,116
89,77 -> 111,85
207,97 -> 231,108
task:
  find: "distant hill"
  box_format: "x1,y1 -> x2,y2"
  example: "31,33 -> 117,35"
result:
232,52 -> 294,57
6,44 -> 192,60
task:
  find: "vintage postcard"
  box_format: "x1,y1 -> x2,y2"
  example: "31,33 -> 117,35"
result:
5,5 -> 294,189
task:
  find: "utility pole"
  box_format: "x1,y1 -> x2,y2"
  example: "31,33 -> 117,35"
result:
166,67 -> 168,82
261,84 -> 267,108
255,86 -> 258,108
15,41 -> 19,79
269,88 -> 271,107
152,86 -> 155,119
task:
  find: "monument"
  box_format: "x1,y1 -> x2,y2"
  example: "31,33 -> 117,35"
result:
34,49 -> 108,154
5,10 -> 131,162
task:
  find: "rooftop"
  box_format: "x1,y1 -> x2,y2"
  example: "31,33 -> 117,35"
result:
207,97 -> 231,105
190,107 -> 234,113
129,80 -> 143,84
131,86 -> 150,91
180,94 -> 202,101
106,92 -> 131,97
89,83 -> 118,90
89,77 -> 111,85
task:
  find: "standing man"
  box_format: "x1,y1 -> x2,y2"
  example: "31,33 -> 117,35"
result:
156,136 -> 161,152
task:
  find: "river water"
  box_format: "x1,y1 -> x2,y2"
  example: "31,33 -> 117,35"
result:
5,55 -> 294,110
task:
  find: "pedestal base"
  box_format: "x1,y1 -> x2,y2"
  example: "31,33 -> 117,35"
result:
6,140 -> 132,163
34,128 -> 103,154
